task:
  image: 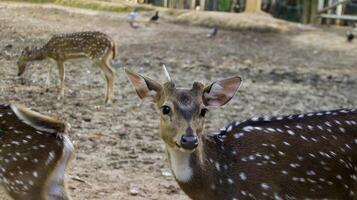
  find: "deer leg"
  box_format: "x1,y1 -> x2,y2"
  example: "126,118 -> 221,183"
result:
105,60 -> 115,104
57,61 -> 65,100
105,51 -> 116,104
96,59 -> 115,104
46,65 -> 52,91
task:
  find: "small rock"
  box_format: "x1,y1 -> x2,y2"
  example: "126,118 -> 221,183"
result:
83,116 -> 91,122
161,171 -> 172,177
69,113 -> 77,119
129,184 -> 139,196
128,154 -> 138,159
75,102 -> 83,107
4,44 -> 13,49
244,59 -> 253,66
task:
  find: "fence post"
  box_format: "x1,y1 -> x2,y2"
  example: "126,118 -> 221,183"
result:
336,0 -> 343,25
164,0 -> 168,7
244,0 -> 262,12
310,0 -> 319,23
302,0 -> 310,23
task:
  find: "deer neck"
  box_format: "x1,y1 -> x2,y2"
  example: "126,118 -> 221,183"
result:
166,146 -> 194,182
165,135 -> 214,200
30,47 -> 48,61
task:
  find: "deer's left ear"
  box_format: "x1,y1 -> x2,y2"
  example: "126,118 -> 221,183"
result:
203,76 -> 242,107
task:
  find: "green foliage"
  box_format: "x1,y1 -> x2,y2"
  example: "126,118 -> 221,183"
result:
11,0 -> 55,3
10,0 -> 153,12
219,0 -> 231,12
54,0 -> 131,12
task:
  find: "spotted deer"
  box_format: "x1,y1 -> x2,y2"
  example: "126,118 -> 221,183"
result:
17,31 -> 117,104
0,104 -> 74,200
125,67 -> 357,200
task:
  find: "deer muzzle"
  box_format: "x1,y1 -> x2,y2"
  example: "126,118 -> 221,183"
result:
180,134 -> 198,150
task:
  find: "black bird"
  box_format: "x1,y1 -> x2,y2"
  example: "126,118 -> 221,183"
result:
347,31 -> 354,42
150,11 -> 159,22
207,26 -> 218,38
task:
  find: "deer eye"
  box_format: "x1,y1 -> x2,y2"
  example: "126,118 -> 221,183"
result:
161,105 -> 171,115
200,108 -> 208,117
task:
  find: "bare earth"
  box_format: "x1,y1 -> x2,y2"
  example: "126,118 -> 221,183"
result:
0,2 -> 356,200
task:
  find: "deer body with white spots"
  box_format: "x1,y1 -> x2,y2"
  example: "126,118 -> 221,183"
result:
17,31 -> 117,104
126,68 -> 357,200
0,104 -> 74,200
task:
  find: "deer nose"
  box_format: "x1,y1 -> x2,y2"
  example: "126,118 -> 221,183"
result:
180,134 -> 198,150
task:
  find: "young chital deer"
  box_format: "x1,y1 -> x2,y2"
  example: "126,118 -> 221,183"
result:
0,104 -> 74,200
126,67 -> 357,200
17,31 -> 117,104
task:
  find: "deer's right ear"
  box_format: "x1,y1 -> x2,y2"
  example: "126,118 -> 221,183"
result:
125,69 -> 162,102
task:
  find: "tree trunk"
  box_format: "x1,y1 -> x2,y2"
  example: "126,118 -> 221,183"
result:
230,0 -> 237,12
244,0 -> 262,12
200,0 -> 205,10
190,0 -> 196,9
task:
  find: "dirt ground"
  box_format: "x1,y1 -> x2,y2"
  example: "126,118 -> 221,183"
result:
0,2 -> 356,200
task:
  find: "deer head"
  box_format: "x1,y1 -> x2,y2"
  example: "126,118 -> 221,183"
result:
125,68 -> 242,153
17,46 -> 31,76
17,46 -> 45,76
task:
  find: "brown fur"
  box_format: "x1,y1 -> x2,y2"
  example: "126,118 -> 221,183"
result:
17,31 -> 117,104
14,105 -> 67,133
0,104 -> 74,200
126,69 -> 357,200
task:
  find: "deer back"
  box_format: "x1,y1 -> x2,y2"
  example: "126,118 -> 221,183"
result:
180,109 -> 357,200
46,31 -> 115,60
0,104 -> 73,199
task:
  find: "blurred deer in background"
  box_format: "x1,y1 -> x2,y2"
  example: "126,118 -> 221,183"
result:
0,104 -> 74,200
126,66 -> 357,200
17,31 -> 117,104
